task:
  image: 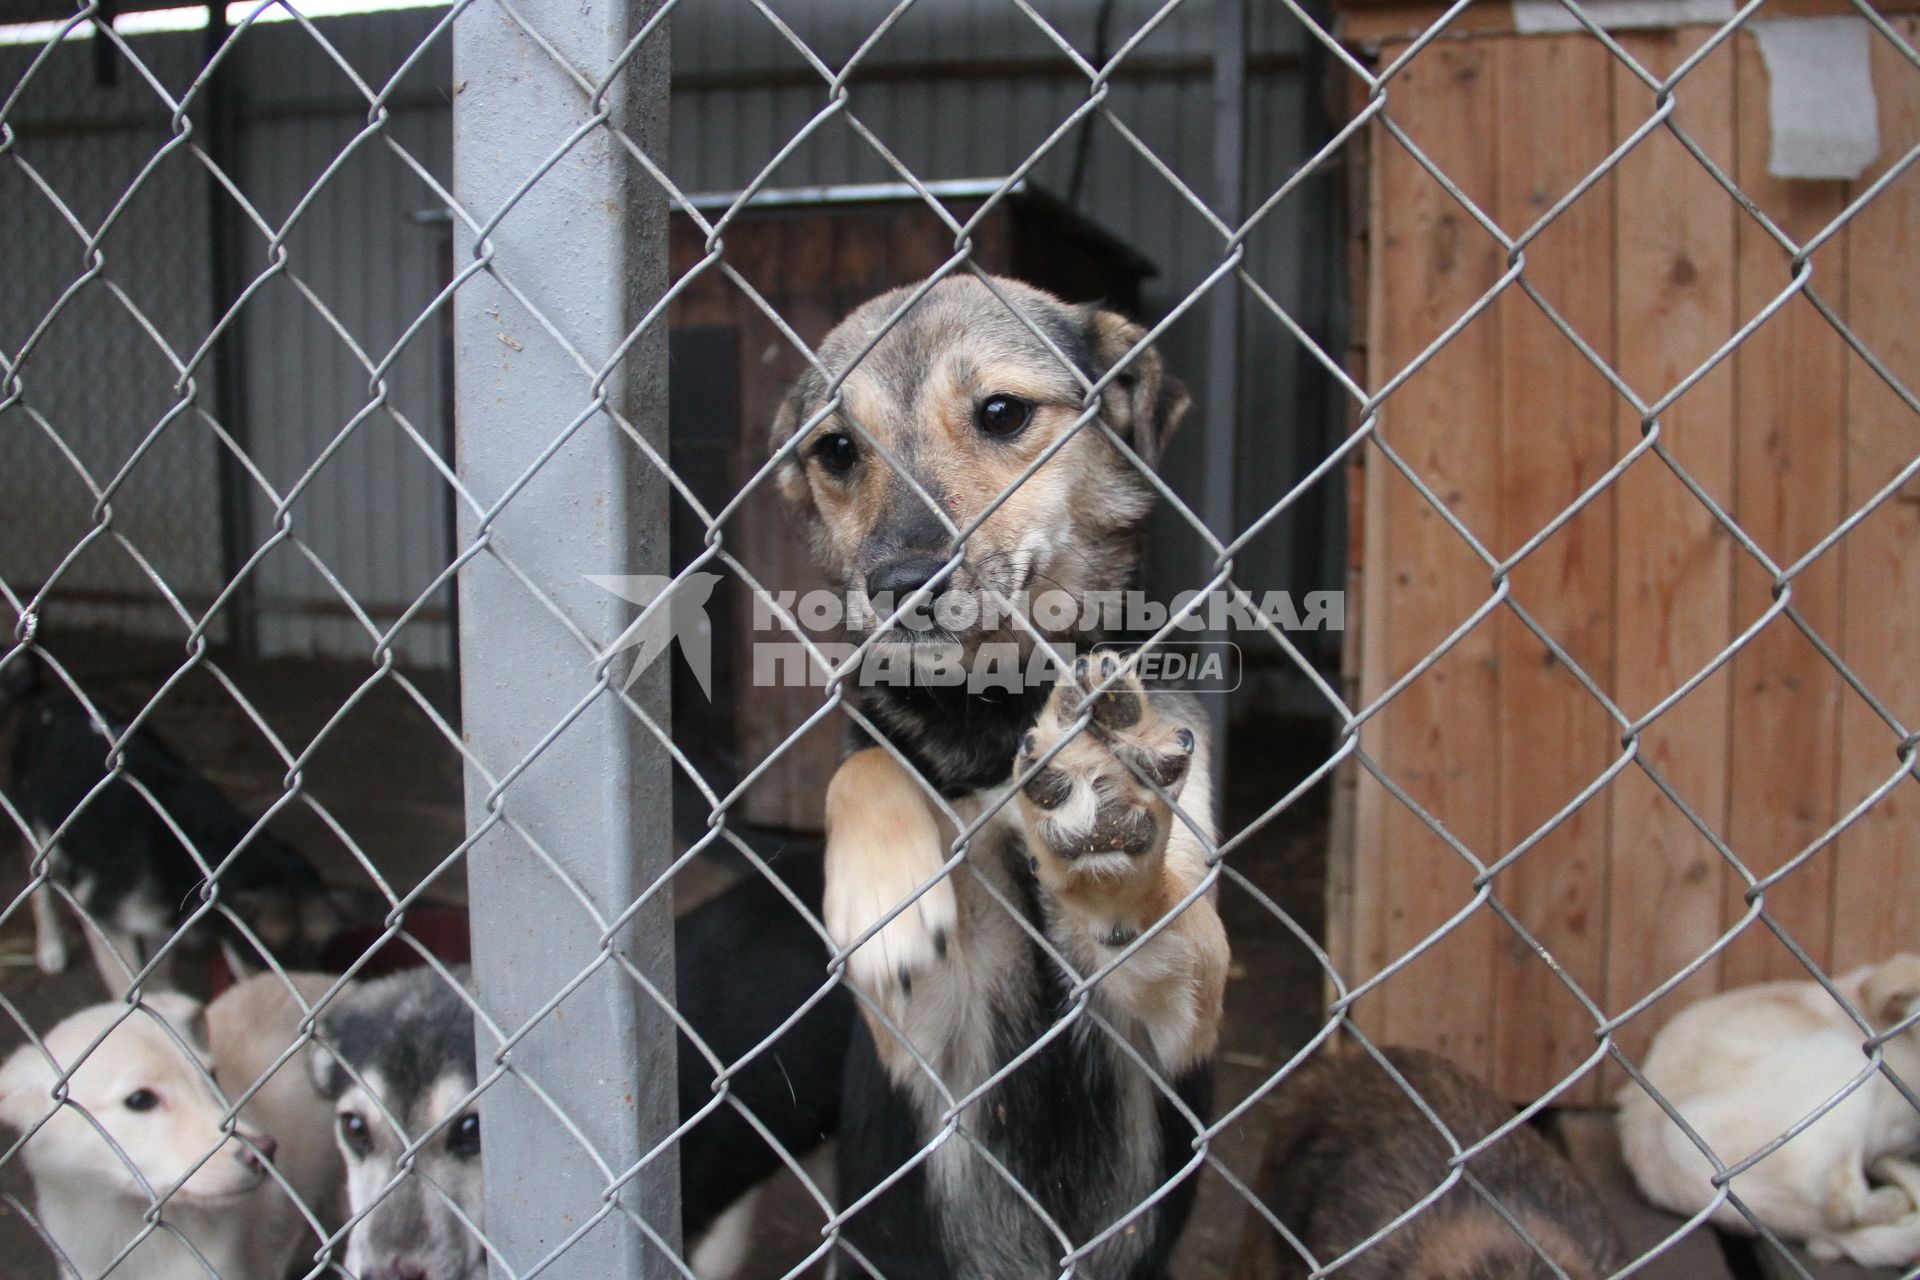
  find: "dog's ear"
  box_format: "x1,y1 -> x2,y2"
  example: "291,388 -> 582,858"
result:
1084,308 -> 1190,469
0,1042 -> 54,1131
770,372 -> 824,515
307,1040 -> 345,1099
1864,953 -> 1920,1029
219,939 -> 262,986
143,991 -> 209,1053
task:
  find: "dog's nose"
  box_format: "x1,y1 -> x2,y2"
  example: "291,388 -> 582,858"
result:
376,1261 -> 429,1280
237,1133 -> 277,1169
868,557 -> 952,604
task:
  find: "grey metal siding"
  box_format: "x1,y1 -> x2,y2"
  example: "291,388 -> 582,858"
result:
3,0 -> 1338,675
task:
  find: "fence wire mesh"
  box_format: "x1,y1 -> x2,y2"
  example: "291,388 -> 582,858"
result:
1,1 -> 1917,1279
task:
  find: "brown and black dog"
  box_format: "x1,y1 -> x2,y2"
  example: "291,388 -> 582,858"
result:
772,275 -> 1229,1279
1230,1047 -> 1623,1280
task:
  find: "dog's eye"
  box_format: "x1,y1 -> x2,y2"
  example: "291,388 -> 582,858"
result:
338,1111 -> 372,1156
811,432 -> 858,476
123,1089 -> 159,1112
976,394 -> 1033,438
449,1112 -> 480,1157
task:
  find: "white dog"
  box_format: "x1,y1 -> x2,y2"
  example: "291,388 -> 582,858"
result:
1618,954 -> 1920,1266
0,974 -> 344,1280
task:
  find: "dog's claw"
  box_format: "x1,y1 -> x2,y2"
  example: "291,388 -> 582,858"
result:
1123,733 -> 1194,790
1084,652 -> 1142,730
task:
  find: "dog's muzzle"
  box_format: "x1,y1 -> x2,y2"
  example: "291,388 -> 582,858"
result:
865,556 -> 955,632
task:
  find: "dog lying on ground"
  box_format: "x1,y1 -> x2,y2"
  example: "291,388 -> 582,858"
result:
1617,954 -> 1920,1266
0,973 -> 344,1280
1230,1046 -> 1622,1279
771,275 -> 1230,1278
4,669 -> 340,991
308,860 -> 851,1280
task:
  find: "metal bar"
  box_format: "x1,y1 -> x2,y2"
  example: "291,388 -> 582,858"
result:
204,0 -> 258,660
1,97 -> 455,139
1300,0 -> 1350,673
1201,0 -> 1247,770
672,47 -> 1306,94
1,582 -> 452,624
680,175 -> 1034,212
0,46 -> 1309,142
434,221 -> 461,674
90,0 -> 119,87
453,1 -> 677,1276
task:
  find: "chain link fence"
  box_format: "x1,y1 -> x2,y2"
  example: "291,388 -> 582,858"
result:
1,1 -> 1917,1279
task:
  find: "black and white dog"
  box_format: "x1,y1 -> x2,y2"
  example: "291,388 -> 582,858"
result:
310,858 -> 852,1280
5,664 -> 338,989
770,276 -> 1231,1278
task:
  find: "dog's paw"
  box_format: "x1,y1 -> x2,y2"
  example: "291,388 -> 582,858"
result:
825,841 -> 957,1005
823,749 -> 959,1011
1015,651 -> 1194,916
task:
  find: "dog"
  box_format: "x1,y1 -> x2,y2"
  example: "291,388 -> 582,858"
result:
5,672 -> 340,990
1617,954 -> 1920,1266
0,974 -> 344,1280
770,274 -> 1230,1278
309,964 -> 483,1280
308,859 -> 852,1280
206,970 -> 351,1263
1229,1047 -> 1622,1279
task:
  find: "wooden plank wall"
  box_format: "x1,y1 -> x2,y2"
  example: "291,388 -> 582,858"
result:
1340,21 -> 1920,1104
1833,20 -> 1920,974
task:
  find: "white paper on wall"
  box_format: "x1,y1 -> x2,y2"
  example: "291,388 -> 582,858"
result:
1753,17 -> 1881,181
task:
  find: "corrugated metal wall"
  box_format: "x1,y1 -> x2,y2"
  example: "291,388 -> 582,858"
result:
231,14 -> 456,666
1,0 -> 1341,683
1,29 -> 224,647
0,12 -> 457,667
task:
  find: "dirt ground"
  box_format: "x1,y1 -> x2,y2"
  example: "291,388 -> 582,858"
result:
0,633 -> 1335,1279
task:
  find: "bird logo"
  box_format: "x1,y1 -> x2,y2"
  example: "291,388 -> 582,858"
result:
585,572 -> 724,698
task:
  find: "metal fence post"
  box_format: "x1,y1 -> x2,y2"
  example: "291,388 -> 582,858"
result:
452,3 -> 677,1277
1202,0 -> 1248,770
204,0 -> 258,660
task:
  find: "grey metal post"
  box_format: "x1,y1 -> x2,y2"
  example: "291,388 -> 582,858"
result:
452,4 -> 677,1278
1202,0 -> 1247,773
204,0 -> 258,660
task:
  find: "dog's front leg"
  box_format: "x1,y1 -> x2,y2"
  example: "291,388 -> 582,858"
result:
823,748 -> 962,1079
1013,654 -> 1229,1078
28,881 -> 67,976
25,827 -> 68,975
